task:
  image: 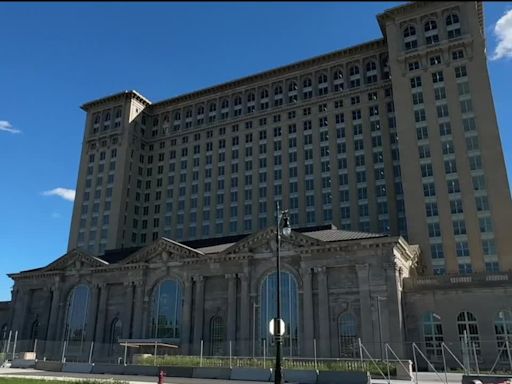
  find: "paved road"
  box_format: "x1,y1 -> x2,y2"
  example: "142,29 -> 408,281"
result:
0,367 -> 464,384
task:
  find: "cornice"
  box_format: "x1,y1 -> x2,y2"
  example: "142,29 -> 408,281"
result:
150,39 -> 387,110
81,90 -> 151,112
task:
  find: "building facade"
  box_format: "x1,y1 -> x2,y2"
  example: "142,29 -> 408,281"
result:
2,0 -> 512,371
6,228 -> 418,362
67,1 -> 511,277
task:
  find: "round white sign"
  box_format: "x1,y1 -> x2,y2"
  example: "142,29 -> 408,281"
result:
269,318 -> 286,336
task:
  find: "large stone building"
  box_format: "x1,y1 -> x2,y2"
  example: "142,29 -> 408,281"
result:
2,0 -> 512,370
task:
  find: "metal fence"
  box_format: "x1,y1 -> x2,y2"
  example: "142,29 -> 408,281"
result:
2,332 -> 512,383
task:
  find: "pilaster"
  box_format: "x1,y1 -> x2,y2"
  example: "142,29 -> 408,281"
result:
226,274 -> 237,343
301,267 -> 314,356
193,275 -> 204,354
315,266 -> 330,357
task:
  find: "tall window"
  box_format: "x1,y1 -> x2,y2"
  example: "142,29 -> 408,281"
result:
150,279 -> 183,339
209,316 -> 224,356
403,25 -> 417,50
457,311 -> 480,355
64,284 -> 91,353
109,318 -> 123,354
423,312 -> 444,360
260,271 -> 299,356
338,313 -> 358,357
495,310 -> 512,362
424,20 -> 439,45
30,318 -> 39,348
446,13 -> 461,39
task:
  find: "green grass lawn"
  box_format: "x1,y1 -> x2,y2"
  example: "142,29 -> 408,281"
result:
0,379 -> 129,384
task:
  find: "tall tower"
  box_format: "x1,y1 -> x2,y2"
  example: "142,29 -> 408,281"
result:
379,1 -> 512,274
68,91 -> 151,254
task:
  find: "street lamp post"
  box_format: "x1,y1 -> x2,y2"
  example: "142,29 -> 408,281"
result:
274,202 -> 290,384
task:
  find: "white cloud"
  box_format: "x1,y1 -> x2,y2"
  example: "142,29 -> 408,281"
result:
0,120 -> 21,134
492,9 -> 512,60
42,188 -> 76,202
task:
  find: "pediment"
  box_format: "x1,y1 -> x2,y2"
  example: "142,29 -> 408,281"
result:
121,237 -> 205,265
43,249 -> 109,272
220,227 -> 322,256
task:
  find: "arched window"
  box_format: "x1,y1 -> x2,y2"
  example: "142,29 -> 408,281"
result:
457,311 -> 480,355
302,78 -> 312,99
365,61 -> 378,84
94,115 -> 100,125
221,99 -> 229,109
115,110 -> 122,119
197,105 -> 204,115
104,112 -> 111,122
260,271 -> 299,356
260,89 -> 269,99
446,13 -> 461,39
274,85 -> 283,96
247,92 -> 255,103
64,284 -> 91,349
349,66 -> 361,88
109,318 -> 123,353
185,109 -> 192,119
338,313 -> 358,357
150,279 -> 183,339
424,20 -> 439,45
423,312 -> 444,360
209,103 -> 216,113
288,81 -> 298,93
174,111 -> 181,121
209,316 -> 224,356
163,114 -> 170,124
333,70 -> 344,92
381,56 -> 390,80
318,73 -> 329,95
495,310 -> 512,362
403,25 -> 418,50
234,96 -> 242,106
152,117 -> 159,127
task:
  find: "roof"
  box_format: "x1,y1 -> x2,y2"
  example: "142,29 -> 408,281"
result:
303,229 -> 387,242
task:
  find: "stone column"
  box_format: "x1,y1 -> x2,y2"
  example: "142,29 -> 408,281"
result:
316,267 -> 331,357
239,273 -> 250,355
192,275 -> 204,354
356,263 -> 375,355
11,288 -> 28,335
122,282 -> 135,339
226,274 -> 237,344
46,286 -> 61,341
301,267 -> 314,356
94,284 -> 109,344
181,277 -> 193,354
131,281 -> 145,339
85,284 -> 100,343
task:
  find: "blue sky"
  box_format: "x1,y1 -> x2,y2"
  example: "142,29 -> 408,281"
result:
0,2 -> 511,301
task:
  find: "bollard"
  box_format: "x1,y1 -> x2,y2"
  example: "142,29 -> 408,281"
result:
158,369 -> 166,384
